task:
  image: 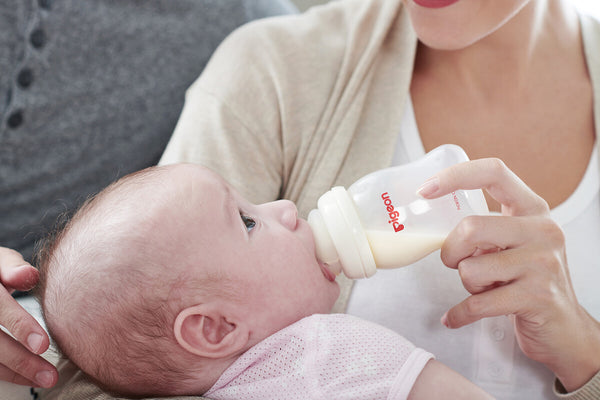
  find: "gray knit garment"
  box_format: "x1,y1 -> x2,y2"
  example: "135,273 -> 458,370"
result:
0,0 -> 296,262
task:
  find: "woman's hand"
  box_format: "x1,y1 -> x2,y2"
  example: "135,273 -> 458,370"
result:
417,158 -> 600,392
0,247 -> 57,388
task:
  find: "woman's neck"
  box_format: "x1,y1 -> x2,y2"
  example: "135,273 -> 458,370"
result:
413,0 -> 581,97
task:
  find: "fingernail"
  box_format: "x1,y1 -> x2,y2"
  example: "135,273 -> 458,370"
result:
416,176 -> 440,198
27,333 -> 44,353
35,370 -> 54,388
441,312 -> 449,328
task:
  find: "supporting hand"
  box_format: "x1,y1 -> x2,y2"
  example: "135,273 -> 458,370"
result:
0,247 -> 57,388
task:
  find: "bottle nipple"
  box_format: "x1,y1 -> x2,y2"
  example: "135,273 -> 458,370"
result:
308,187 -> 376,279
308,209 -> 343,275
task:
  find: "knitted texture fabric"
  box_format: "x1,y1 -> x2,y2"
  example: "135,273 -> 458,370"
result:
206,314 -> 434,399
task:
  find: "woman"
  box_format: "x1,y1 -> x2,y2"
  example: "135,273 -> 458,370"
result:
160,0 -> 600,398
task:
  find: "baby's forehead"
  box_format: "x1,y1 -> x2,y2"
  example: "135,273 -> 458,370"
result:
161,164 -> 226,192
113,164 -> 225,205
134,164 -> 230,232
87,164 -> 231,248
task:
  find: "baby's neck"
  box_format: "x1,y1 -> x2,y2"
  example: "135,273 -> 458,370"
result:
191,353 -> 242,395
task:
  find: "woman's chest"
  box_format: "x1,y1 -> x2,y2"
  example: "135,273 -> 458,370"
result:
411,76 -> 596,211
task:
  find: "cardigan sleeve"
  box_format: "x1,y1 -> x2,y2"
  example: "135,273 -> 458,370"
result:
554,371 -> 600,400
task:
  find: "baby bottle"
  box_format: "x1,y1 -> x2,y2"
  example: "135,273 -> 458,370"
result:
308,144 -> 489,279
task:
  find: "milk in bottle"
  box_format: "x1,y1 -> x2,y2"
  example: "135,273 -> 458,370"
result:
308,144 -> 488,279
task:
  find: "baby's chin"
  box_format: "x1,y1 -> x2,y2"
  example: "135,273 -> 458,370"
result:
317,259 -> 342,306
319,281 -> 341,315
329,283 -> 342,309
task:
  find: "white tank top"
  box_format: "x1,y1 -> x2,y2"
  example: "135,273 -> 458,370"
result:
346,98 -> 600,400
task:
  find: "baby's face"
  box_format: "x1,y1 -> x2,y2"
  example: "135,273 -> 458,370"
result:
160,164 -> 340,338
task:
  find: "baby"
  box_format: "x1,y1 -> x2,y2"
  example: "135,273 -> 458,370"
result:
36,164 -> 492,399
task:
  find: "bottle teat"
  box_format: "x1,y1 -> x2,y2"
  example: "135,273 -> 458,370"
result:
308,187 -> 376,279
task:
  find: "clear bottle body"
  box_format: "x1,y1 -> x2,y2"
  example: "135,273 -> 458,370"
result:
308,144 -> 489,279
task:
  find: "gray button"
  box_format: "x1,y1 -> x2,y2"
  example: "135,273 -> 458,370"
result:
7,110 -> 23,129
17,69 -> 34,89
30,29 -> 46,49
38,0 -> 52,9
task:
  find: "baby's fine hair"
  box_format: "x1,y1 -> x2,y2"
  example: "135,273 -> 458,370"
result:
35,167 -> 210,397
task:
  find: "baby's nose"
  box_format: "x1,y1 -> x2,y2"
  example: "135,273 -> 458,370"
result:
277,200 -> 298,230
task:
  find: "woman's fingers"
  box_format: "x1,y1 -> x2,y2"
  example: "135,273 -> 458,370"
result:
454,249 -> 523,295
441,214 -> 562,269
441,284 -> 519,329
0,330 -> 57,388
418,158 -> 549,217
443,244 -> 569,326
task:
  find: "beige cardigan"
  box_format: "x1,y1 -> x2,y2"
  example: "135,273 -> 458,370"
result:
42,0 -> 600,398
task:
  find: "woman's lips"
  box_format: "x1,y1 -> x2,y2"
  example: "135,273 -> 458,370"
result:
413,0 -> 460,9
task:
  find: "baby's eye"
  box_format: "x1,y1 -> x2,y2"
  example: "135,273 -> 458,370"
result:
240,213 -> 256,233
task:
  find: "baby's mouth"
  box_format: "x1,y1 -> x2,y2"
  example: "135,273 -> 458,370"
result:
319,261 -> 337,282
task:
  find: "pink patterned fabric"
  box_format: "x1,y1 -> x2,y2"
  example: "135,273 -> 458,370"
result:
205,313 -> 434,399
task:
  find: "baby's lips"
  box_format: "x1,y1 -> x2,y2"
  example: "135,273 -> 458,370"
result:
319,261 -> 339,282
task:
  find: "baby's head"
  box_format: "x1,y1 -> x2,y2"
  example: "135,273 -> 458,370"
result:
36,164 -> 339,397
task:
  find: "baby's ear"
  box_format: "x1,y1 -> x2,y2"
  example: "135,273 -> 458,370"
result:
173,304 -> 249,358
